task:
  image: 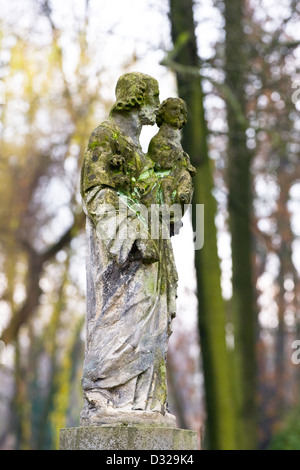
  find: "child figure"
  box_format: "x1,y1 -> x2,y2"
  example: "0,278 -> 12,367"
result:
147,97 -> 196,210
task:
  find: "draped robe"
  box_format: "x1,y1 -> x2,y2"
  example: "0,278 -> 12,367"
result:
80,118 -> 178,424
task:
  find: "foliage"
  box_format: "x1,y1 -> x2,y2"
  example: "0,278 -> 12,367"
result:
269,405 -> 300,450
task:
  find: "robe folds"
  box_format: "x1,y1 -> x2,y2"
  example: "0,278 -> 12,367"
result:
80,118 -> 178,416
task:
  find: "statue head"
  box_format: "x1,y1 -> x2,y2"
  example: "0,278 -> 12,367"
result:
156,97 -> 188,130
110,72 -> 160,125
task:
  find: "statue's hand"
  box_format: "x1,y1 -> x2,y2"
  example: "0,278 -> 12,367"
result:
135,239 -> 159,264
177,190 -> 191,205
109,155 -> 125,169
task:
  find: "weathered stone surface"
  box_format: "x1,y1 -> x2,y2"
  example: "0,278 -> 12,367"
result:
59,426 -> 198,450
80,409 -> 177,428
148,97 -> 196,214
78,73 -> 195,430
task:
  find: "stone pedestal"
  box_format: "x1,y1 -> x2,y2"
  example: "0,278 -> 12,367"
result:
59,426 -> 198,450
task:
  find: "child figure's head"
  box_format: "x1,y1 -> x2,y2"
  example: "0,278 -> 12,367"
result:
156,97 -> 187,130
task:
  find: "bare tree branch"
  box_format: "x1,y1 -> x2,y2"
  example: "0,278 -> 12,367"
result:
1,212 -> 85,345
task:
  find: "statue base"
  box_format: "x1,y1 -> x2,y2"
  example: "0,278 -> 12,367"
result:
59,425 -> 198,450
80,408 -> 177,428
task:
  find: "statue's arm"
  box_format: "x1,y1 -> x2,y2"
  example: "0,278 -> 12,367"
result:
81,126 -> 159,265
83,185 -> 159,265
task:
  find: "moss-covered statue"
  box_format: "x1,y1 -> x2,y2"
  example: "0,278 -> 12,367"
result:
148,97 -> 196,209
80,72 -> 195,428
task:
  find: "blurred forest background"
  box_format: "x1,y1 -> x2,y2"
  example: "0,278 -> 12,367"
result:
0,0 -> 300,450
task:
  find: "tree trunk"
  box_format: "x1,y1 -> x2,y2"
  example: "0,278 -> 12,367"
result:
168,0 -> 237,450
224,0 -> 257,449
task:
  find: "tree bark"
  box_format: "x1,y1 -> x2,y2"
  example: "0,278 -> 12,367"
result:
224,0 -> 257,449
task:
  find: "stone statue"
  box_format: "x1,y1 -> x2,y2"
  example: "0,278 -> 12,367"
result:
148,97 -> 196,232
79,72 -> 195,428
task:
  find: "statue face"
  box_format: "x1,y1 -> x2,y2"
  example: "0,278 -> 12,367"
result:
169,107 -> 186,129
165,101 -> 187,129
139,82 -> 160,125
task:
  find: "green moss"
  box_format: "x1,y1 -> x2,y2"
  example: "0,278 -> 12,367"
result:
150,358 -> 167,412
155,169 -> 171,178
88,141 -> 100,150
138,170 -> 151,181
110,72 -> 159,114
156,185 -> 163,205
145,273 -> 157,294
